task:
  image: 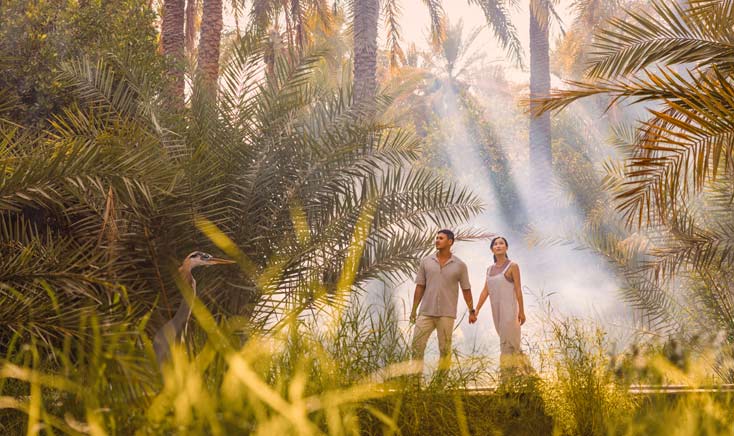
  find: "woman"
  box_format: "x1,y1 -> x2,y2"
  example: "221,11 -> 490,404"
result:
474,236 -> 526,368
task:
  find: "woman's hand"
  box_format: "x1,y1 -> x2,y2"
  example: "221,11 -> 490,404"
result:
518,311 -> 526,325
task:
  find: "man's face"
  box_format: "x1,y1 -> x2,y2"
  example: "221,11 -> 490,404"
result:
435,233 -> 453,250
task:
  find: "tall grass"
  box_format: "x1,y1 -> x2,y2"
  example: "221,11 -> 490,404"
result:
537,317 -> 636,436
0,283 -> 494,435
3,283 -> 734,435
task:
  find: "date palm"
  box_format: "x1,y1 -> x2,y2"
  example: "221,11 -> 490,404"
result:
353,0 -> 380,107
529,0 -> 552,186
534,0 -> 734,342
0,36 -> 485,353
162,0 -> 186,103
528,0 -> 570,190
553,0 -> 629,78
536,0 -> 734,233
420,21 -> 527,226
162,0 -> 220,101
197,0 -> 223,92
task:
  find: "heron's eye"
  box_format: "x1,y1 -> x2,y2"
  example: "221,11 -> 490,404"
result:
202,254 -> 211,259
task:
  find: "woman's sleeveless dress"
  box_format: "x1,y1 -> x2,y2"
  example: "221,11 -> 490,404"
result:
486,261 -> 521,356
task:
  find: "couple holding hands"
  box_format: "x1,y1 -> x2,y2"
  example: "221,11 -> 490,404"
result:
409,229 -> 526,376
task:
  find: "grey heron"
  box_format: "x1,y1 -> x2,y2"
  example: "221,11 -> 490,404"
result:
153,251 -> 235,367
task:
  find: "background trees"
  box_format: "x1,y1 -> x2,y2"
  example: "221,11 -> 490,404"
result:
0,0 -> 162,127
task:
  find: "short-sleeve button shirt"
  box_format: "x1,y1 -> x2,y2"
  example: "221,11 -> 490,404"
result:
415,253 -> 471,318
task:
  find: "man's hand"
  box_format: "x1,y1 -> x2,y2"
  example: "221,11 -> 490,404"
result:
469,313 -> 477,324
410,312 -> 417,324
518,311 -> 526,325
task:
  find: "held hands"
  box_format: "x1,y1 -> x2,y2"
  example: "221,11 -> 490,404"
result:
468,308 -> 478,324
409,312 -> 417,324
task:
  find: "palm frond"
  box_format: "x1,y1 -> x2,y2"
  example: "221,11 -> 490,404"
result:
467,0 -> 524,67
420,0 -> 446,47
0,214 -> 140,347
587,0 -> 734,78
383,0 -> 407,70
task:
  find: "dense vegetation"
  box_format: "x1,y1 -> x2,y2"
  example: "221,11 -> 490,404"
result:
2,0 -> 734,434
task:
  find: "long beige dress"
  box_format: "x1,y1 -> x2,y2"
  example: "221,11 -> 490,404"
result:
486,261 -> 521,358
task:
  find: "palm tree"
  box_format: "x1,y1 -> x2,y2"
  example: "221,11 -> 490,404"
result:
553,0 -> 629,78
419,21 -> 527,226
248,1 -> 523,111
529,0 -> 552,187
352,0 -> 524,108
197,0 -> 223,92
353,0 -> 380,107
162,0 -> 186,103
534,0 -> 734,346
186,0 -> 200,55
0,38 -> 486,350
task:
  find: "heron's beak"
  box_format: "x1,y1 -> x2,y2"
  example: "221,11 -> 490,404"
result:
206,257 -> 236,265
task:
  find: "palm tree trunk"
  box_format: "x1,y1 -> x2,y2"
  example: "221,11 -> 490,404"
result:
162,0 -> 186,104
197,0 -> 223,94
352,0 -> 379,108
185,0 -> 198,55
529,0 -> 552,185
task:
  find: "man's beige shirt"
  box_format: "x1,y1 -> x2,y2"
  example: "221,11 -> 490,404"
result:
415,253 -> 471,318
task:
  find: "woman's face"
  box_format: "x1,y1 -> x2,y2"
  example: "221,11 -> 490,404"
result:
491,238 -> 508,256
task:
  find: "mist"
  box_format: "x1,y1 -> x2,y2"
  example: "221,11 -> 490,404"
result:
365,50 -> 637,367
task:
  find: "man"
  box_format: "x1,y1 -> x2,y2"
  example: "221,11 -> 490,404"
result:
410,229 -> 475,380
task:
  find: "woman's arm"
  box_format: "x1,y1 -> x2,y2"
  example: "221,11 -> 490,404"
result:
475,281 -> 489,315
511,263 -> 525,325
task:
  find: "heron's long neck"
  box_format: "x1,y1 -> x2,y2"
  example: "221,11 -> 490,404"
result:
170,267 -> 196,335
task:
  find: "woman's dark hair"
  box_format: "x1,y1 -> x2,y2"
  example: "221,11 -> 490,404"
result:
490,236 -> 509,263
437,229 -> 455,241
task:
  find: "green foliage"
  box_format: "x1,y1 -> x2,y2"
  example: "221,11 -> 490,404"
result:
0,0 -> 164,127
3,280 -> 734,434
626,393 -> 734,435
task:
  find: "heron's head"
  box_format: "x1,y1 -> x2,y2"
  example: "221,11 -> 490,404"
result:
184,251 -> 236,269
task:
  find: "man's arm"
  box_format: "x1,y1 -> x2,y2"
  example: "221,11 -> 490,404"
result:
411,259 -> 427,323
462,288 -> 476,323
459,263 -> 475,322
410,284 -> 425,323
462,288 -> 474,310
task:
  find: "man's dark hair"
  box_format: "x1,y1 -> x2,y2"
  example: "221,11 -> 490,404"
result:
437,229 -> 455,241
